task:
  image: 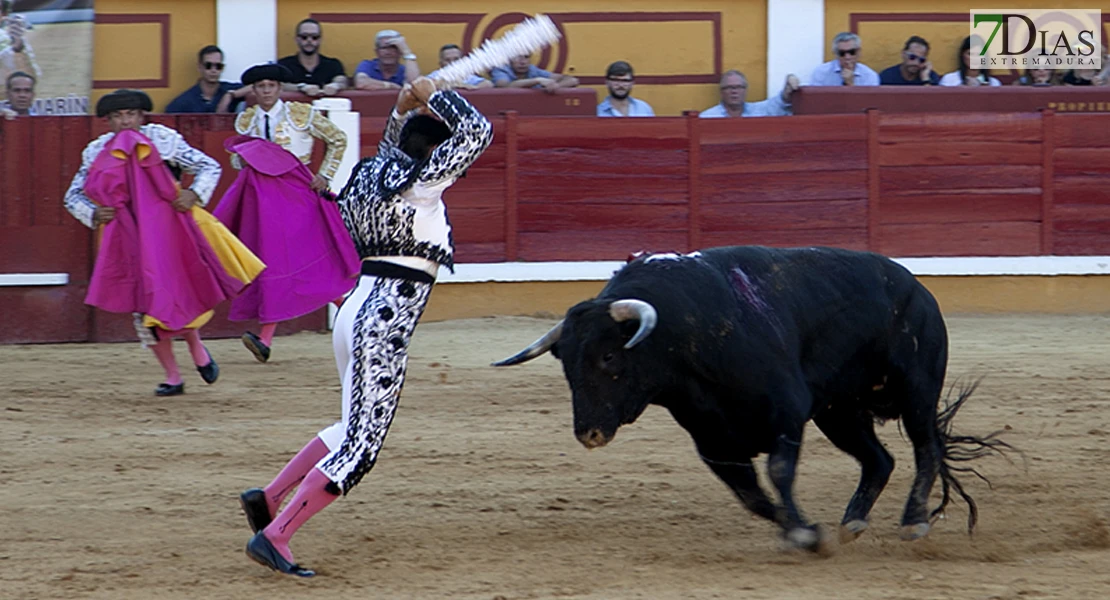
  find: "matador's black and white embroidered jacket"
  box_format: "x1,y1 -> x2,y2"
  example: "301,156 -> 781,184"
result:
337,89 -> 493,275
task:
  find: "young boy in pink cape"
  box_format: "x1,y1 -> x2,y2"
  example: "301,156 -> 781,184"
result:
214,63 -> 359,363
64,89 -> 265,396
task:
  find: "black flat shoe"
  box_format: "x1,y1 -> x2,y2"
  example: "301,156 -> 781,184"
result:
245,531 -> 315,577
241,332 -> 271,363
155,383 -> 184,397
197,347 -> 219,384
239,488 -> 272,533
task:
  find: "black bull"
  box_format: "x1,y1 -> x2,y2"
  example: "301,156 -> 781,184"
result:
494,246 -> 1012,552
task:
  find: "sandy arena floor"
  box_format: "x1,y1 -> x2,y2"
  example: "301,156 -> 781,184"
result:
1,314 -> 1108,599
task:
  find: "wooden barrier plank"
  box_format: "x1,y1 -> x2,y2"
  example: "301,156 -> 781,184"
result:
879,141 -> 1042,167
880,193 -> 1043,225
879,165 -> 1041,194
700,228 -> 869,251
449,207 -> 506,244
504,111 -> 519,261
0,225 -> 90,275
30,117 -> 66,226
518,147 -> 688,178
700,141 -> 867,175
1051,231 -> 1110,255
879,222 -> 1042,256
516,173 -> 688,205
454,242 -> 507,263
518,230 -> 690,261
700,170 -> 868,204
699,114 -> 868,145
1,118 -> 32,227
867,109 -> 880,251
699,200 -> 867,232
445,169 -> 505,209
1053,114 -> 1110,148
879,112 -> 1043,143
517,118 -> 688,148
519,204 -> 688,232
1053,175 -> 1110,205
0,285 -> 90,343
686,113 -> 701,251
1041,110 -> 1054,254
1053,147 -> 1110,176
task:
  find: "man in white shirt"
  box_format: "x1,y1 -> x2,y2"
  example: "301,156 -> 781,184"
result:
808,32 -> 880,86
699,70 -> 799,118
597,60 -> 654,117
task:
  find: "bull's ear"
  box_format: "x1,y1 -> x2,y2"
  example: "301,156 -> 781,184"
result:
550,343 -> 561,360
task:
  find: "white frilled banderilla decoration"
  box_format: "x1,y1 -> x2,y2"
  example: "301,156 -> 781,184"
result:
427,14 -> 562,88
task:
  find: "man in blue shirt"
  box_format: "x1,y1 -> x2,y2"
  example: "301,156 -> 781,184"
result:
491,54 -> 578,93
879,36 -> 940,85
699,70 -> 799,118
808,32 -> 880,86
597,60 -> 654,117
165,45 -> 243,113
353,29 -> 421,90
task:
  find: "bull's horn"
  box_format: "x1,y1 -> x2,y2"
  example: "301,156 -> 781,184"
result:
491,320 -> 564,366
609,299 -> 657,349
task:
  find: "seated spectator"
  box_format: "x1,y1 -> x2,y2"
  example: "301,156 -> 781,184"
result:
699,70 -> 799,118
276,18 -> 348,97
808,32 -> 879,86
354,30 -> 420,90
165,45 -> 243,113
1063,67 -> 1101,86
0,0 -> 41,103
597,61 -> 653,117
939,36 -> 1000,87
2,69 -> 34,118
879,36 -> 939,85
1012,66 -> 1058,86
491,54 -> 579,93
439,44 -> 492,89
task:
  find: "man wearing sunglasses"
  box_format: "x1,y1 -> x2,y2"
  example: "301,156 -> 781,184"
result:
879,36 -> 939,85
597,61 -> 654,117
807,32 -> 879,86
166,45 -> 244,113
276,18 -> 348,97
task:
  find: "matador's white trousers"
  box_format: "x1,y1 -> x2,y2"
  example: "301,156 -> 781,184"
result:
314,268 -> 433,494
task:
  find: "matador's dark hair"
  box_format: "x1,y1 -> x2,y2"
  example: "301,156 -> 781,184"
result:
398,114 -> 451,160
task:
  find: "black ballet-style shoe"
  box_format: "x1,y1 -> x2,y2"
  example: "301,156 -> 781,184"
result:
241,331 -> 271,363
155,382 -> 185,397
196,347 -> 219,384
239,488 -> 272,533
245,531 -> 315,577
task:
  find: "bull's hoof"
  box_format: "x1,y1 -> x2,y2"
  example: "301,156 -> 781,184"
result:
839,519 -> 869,544
784,526 -> 834,556
900,522 -> 930,541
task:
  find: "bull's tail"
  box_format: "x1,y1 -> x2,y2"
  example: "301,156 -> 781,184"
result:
932,379 -> 1018,533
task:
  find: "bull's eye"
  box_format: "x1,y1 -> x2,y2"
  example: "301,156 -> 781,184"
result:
602,352 -> 615,364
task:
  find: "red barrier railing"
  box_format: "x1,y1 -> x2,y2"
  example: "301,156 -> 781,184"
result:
2,108 -> 1109,342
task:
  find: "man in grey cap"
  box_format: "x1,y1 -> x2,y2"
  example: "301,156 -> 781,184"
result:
353,29 -> 421,90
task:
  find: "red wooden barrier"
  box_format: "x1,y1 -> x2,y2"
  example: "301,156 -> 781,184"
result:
793,86 -> 1110,115
4,108 -> 1110,343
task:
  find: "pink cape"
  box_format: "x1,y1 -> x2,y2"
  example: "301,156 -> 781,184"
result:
83,129 -> 246,330
213,135 -> 359,323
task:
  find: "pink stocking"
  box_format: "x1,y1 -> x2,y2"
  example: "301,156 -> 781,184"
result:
181,330 -> 210,366
262,468 -> 339,563
263,436 -> 330,516
260,323 -> 277,346
150,337 -> 183,385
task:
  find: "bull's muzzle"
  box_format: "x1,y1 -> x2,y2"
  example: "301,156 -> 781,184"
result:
576,428 -> 612,449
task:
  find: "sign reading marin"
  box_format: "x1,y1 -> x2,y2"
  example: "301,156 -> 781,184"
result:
970,9 -> 1102,70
